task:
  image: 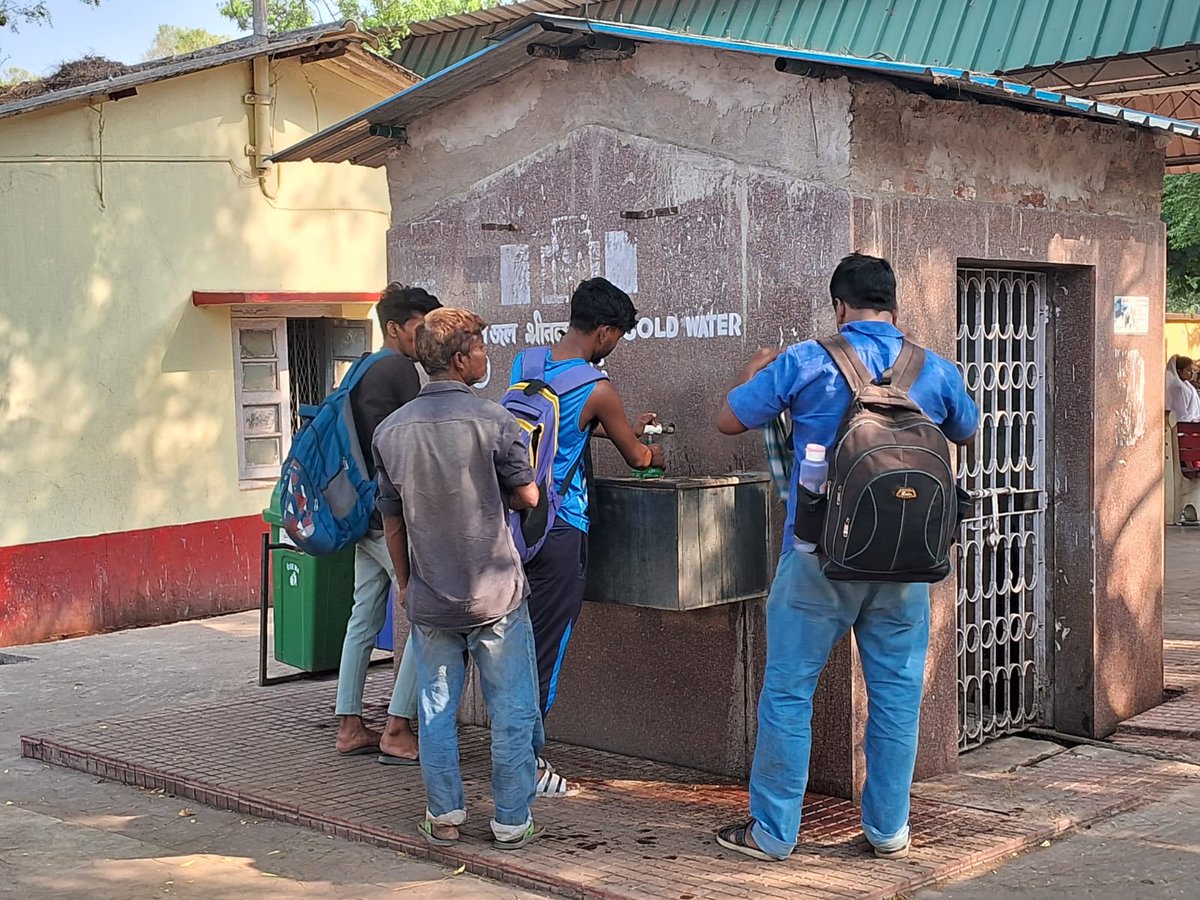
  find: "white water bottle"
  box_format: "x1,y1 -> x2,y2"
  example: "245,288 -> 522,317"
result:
794,443 -> 828,553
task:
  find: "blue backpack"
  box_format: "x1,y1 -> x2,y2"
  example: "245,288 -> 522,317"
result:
501,349 -> 607,563
278,350 -> 395,555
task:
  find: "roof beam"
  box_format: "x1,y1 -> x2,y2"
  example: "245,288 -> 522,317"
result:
1095,69 -> 1200,99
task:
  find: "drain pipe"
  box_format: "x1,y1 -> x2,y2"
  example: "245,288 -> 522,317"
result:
247,0 -> 273,175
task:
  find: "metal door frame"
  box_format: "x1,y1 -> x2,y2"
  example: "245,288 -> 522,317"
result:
956,267 -> 1051,751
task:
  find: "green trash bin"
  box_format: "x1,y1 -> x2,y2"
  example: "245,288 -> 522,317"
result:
263,483 -> 357,673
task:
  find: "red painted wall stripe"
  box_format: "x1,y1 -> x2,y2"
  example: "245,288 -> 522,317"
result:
0,516 -> 267,646
192,291 -> 378,306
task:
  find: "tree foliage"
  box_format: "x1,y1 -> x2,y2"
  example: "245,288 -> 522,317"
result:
143,24 -> 227,61
1,1 -> 101,69
218,0 -> 313,33
0,0 -> 99,30
1163,174 -> 1200,313
0,64 -> 34,85
218,0 -> 503,52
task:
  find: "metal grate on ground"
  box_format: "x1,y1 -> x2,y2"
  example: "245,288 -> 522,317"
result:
20,672 -> 1186,900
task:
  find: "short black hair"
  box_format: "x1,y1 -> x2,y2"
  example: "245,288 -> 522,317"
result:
829,254 -> 897,312
377,283 -> 442,331
569,278 -> 638,334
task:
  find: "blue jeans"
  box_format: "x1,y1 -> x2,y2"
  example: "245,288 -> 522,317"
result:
748,550 -> 930,859
412,602 -> 544,837
334,530 -> 418,720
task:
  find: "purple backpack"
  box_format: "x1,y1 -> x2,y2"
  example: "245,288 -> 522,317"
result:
501,349 -> 608,562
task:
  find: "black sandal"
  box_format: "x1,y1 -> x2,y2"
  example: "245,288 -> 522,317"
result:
716,820 -> 778,861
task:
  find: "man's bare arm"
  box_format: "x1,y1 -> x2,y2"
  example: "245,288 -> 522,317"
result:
583,382 -> 661,469
509,481 -> 540,510
381,510 -> 410,599
717,401 -> 749,435
715,348 -> 783,436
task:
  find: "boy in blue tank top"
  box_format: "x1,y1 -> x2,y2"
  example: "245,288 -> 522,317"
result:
509,278 -> 662,797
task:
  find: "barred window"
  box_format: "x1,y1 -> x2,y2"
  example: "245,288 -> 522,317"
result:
232,316 -> 372,488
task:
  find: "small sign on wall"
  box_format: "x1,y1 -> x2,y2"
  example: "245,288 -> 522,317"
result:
1114,296 -> 1150,335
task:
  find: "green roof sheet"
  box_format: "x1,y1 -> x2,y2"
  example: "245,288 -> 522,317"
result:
397,0 -> 1200,78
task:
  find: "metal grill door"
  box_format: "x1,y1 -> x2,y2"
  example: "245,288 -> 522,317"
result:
956,269 -> 1049,751
287,319 -> 327,435
285,319 -> 372,435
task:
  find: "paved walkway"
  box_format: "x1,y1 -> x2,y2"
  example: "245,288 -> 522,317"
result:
5,528 -> 1200,898
915,525 -> 1200,898
0,613 -> 541,899
22,671 -> 1195,900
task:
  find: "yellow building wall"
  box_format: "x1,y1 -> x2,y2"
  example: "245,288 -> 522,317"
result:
1166,315 -> 1200,363
0,58 -> 392,547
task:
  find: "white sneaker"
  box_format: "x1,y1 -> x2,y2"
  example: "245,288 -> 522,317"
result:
874,839 -> 911,860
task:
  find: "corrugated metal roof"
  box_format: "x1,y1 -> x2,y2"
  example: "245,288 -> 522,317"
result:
274,15 -> 1200,168
407,0 -> 581,35
0,21 -> 417,122
396,0 -> 1200,78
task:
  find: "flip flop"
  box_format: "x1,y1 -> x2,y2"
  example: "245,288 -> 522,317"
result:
377,752 -> 420,766
418,820 -> 457,847
535,766 -> 579,797
716,820 -> 780,862
337,745 -> 380,757
493,821 -> 540,851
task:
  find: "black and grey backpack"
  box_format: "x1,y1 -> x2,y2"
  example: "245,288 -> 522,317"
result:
794,334 -> 965,584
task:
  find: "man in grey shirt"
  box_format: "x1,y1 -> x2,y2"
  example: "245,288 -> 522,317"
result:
372,308 -> 543,851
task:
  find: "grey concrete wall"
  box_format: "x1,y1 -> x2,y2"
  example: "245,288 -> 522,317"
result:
384,46 -> 1166,790
385,50 -> 858,782
387,46 -> 852,222
847,80 -> 1165,217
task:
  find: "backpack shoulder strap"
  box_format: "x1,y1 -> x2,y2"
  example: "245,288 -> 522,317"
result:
547,362 -> 609,396
557,425 -> 595,496
339,349 -> 395,395
519,348 -> 553,382
818,334 -> 872,391
887,341 -> 927,394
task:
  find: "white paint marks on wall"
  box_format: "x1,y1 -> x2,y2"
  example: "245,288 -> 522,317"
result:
588,241 -> 603,279
1115,348 -> 1146,447
499,244 -> 531,306
604,230 -> 639,296
541,214 -> 597,304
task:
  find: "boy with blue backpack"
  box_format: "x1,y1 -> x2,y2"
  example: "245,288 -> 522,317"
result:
504,278 -> 662,796
329,284 -> 440,760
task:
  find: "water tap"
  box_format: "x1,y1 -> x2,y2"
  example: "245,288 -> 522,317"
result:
632,422 -> 675,480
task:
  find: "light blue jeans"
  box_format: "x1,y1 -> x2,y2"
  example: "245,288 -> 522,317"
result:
412,602 -> 543,838
748,549 -> 931,859
334,530 -> 418,720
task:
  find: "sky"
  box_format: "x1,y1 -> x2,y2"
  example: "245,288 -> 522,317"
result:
1,0 -> 256,77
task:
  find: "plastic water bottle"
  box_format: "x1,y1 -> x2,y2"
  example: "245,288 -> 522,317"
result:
794,443 -> 829,554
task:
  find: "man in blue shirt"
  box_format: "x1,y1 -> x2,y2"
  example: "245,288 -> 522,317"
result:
510,278 -> 662,797
714,254 -> 978,862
